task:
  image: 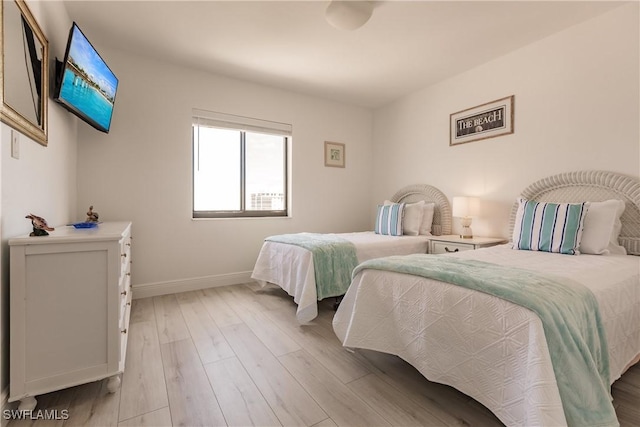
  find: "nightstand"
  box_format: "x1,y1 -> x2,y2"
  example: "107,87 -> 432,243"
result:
429,235 -> 507,254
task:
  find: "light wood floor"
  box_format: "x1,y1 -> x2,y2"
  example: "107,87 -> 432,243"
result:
6,282 -> 640,426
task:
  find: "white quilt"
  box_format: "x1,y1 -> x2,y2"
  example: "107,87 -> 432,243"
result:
333,245 -> 640,427
251,232 -> 430,323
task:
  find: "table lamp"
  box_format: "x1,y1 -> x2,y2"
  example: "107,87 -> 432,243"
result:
452,196 -> 480,238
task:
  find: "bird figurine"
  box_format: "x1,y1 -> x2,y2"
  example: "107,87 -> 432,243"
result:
26,213 -> 55,236
86,205 -> 99,222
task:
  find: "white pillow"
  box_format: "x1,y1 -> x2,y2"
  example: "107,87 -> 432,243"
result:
608,205 -> 626,255
579,199 -> 626,255
384,200 -> 424,236
419,203 -> 435,235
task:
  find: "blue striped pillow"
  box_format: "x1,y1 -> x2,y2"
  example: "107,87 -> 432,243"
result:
512,198 -> 589,255
375,203 -> 405,236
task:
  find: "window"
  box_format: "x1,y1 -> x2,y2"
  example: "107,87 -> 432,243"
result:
192,109 -> 290,218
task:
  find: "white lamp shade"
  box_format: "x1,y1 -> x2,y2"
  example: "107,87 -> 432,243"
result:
325,1 -> 374,31
452,196 -> 480,218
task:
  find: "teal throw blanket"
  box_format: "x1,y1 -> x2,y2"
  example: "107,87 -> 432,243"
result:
266,233 -> 359,300
353,254 -> 616,427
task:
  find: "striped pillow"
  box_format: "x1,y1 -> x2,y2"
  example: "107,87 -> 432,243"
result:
512,198 -> 589,255
375,203 -> 405,236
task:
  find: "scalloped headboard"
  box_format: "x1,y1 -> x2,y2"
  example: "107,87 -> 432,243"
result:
390,184 -> 452,236
508,170 -> 640,255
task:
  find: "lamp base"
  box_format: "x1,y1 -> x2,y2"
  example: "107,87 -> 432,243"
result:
459,217 -> 473,238
459,226 -> 473,239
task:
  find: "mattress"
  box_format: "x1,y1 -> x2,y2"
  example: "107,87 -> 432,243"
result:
251,231 -> 430,323
333,245 -> 640,426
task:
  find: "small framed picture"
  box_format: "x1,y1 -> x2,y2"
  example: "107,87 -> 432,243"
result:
324,141 -> 345,168
450,95 -> 514,146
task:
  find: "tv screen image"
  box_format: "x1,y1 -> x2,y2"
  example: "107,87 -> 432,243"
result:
55,23 -> 118,133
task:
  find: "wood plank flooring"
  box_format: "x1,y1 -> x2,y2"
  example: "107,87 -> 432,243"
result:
5,282 -> 640,426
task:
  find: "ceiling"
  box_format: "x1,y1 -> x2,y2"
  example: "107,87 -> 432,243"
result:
62,1 -> 624,108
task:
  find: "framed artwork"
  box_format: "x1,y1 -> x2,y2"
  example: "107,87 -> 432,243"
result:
1,0 -> 49,146
324,141 -> 345,168
450,95 -> 514,146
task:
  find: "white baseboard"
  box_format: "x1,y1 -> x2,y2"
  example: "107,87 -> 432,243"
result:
132,271 -> 253,299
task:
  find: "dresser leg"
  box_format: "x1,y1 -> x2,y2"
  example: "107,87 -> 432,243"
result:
18,396 -> 37,411
106,375 -> 121,393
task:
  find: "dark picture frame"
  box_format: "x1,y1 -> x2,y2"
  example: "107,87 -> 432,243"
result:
450,95 -> 514,146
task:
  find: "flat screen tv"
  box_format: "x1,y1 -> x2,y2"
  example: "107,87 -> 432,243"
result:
54,22 -> 118,133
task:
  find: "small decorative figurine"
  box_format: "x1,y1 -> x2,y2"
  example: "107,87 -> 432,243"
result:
26,213 -> 55,236
86,205 -> 99,222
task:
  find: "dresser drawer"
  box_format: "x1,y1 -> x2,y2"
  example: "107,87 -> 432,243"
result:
119,278 -> 132,330
431,241 -> 474,254
119,257 -> 131,292
120,235 -> 131,273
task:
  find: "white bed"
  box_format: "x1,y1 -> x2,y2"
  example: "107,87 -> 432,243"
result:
251,184 -> 452,323
333,170 -> 640,427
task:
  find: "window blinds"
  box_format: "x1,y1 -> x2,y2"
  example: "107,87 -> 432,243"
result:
192,108 -> 292,136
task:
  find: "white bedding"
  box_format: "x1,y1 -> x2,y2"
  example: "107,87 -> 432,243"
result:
251,231 -> 430,323
333,245 -> 640,427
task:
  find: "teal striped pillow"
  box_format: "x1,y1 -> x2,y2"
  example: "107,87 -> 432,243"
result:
512,198 -> 589,255
375,203 -> 405,236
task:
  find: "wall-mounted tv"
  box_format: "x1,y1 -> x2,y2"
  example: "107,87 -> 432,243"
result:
54,22 -> 118,133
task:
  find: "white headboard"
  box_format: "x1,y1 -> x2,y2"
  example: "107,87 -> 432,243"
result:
508,170 -> 640,255
390,184 -> 452,236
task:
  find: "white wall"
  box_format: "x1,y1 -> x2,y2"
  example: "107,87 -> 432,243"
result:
0,0 -> 77,400
372,3 -> 639,239
75,49 -> 373,294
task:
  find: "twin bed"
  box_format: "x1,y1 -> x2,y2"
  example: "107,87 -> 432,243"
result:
333,170 -> 640,427
251,184 -> 452,323
251,170 -> 639,427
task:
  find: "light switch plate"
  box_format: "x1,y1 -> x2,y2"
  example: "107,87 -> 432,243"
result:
11,130 -> 20,159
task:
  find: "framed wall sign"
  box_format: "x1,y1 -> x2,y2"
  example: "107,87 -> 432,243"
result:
450,95 -> 514,146
324,141 -> 345,168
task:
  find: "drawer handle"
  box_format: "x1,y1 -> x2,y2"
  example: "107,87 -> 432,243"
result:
126,243 -> 131,247
444,247 -> 459,253
121,253 -> 127,258
127,302 -> 131,306
121,290 -> 127,296
126,272 -> 131,276
121,328 -> 127,334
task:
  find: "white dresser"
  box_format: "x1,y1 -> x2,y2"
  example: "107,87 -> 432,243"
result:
9,222 -> 132,410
